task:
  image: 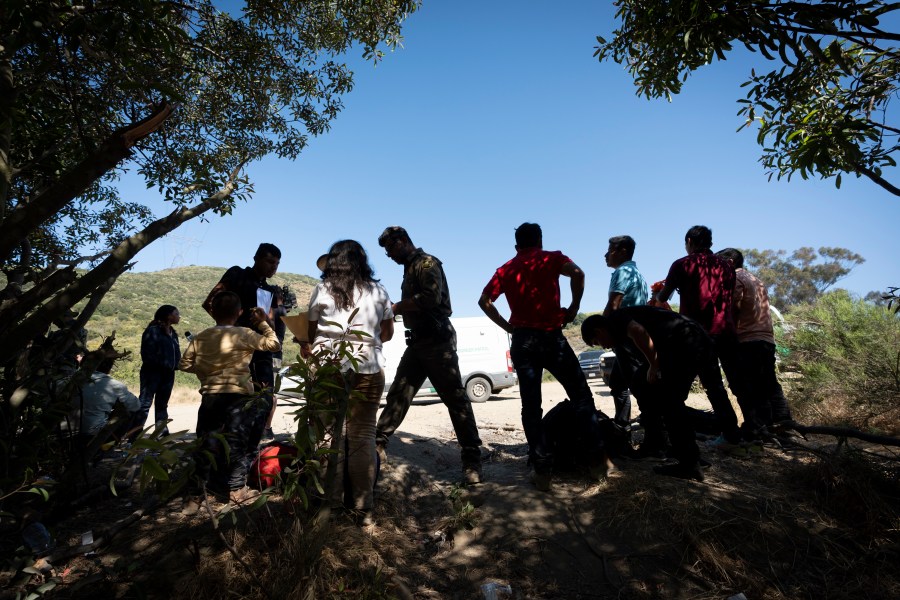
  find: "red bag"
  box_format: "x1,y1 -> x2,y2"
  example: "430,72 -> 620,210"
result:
249,442 -> 297,489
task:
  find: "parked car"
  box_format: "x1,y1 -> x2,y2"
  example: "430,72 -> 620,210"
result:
578,350 -> 604,379
279,316 -> 518,404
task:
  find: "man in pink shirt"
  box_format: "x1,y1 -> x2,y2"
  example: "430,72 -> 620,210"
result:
478,223 -> 610,491
716,248 -> 793,433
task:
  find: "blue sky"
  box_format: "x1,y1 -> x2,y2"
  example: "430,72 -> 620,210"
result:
124,1 -> 900,317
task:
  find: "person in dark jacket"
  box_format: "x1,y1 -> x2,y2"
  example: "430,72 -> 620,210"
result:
133,305 -> 181,436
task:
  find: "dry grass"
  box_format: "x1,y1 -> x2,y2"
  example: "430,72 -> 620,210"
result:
592,446 -> 900,600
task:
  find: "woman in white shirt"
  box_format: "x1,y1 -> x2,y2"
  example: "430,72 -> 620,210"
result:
303,240 -> 394,525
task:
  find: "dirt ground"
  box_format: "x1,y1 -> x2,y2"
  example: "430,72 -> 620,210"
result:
6,380 -> 898,600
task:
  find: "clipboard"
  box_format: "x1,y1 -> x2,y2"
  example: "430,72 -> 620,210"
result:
281,313 -> 310,342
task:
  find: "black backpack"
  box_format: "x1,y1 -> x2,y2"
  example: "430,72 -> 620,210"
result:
542,399 -> 631,470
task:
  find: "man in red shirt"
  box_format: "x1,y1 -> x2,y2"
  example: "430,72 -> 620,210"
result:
478,223 -> 610,491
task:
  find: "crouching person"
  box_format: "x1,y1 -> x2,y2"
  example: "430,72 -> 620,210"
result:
77,355 -> 140,452
179,291 -> 281,514
581,307 -> 730,482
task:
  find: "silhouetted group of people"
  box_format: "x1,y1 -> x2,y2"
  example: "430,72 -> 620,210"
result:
110,221 -> 792,521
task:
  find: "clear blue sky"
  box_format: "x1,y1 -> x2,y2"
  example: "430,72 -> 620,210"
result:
124,1 -> 900,317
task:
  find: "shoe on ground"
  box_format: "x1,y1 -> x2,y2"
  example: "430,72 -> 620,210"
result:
653,462 -> 705,482
463,463 -> 483,485
182,496 -> 202,516
355,510 -> 375,528
588,456 -> 617,482
633,444 -> 669,460
706,435 -> 748,457
530,470 -> 552,492
229,486 -> 261,505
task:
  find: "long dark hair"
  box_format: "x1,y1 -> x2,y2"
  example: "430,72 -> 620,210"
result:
321,240 -> 378,311
149,305 -> 178,328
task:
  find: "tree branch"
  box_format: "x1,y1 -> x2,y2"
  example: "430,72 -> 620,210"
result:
793,423 -> 900,447
853,162 -> 900,196
0,102 -> 175,263
0,162 -> 246,366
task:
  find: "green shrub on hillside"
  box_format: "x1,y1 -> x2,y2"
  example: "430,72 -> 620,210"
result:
783,290 -> 900,430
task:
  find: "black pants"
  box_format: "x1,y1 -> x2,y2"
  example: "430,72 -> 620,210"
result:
510,328 -> 603,473
625,326 -> 731,465
376,334 -> 482,465
193,392 -> 269,491
614,343 -> 667,449
737,340 -> 792,429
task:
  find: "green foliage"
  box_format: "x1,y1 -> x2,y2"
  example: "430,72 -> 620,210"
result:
783,290 -> 900,427
594,0 -> 900,194
3,0 -> 419,269
743,246 -> 864,308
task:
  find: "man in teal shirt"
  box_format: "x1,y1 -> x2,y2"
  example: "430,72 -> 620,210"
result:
603,235 -> 649,428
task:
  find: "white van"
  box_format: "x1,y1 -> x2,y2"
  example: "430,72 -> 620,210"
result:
383,316 -> 518,403
277,315 -> 517,404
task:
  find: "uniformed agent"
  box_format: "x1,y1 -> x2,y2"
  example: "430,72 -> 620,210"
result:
375,226 -> 483,484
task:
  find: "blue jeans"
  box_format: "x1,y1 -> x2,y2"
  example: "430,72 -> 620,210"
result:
135,365 -> 175,433
510,328 -> 603,473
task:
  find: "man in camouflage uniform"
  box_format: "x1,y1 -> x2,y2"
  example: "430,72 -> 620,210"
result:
375,226 -> 483,484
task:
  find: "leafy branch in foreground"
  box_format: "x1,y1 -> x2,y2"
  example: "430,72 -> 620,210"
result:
595,0 -> 900,195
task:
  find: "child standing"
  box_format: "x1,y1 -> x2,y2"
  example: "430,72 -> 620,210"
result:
179,291 -> 281,513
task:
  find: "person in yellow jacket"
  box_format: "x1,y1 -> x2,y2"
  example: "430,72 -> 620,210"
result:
179,291 -> 281,513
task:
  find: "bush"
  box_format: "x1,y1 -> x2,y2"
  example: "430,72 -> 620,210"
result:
783,290 -> 900,431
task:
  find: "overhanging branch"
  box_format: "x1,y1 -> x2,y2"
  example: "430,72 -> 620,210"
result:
0,160 -> 246,366
0,103 -> 175,263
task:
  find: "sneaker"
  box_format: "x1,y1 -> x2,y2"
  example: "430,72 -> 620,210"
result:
653,462 -> 705,482
463,463 -> 483,485
229,486 -> 261,505
357,510 -> 375,527
181,496 -> 202,516
530,470 -> 552,492
706,435 -> 748,457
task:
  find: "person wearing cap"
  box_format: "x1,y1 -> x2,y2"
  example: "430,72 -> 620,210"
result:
376,226 -> 483,484
202,243 -> 284,446
478,222 -> 612,491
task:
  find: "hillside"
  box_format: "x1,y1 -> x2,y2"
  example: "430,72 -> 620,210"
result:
85,266 -> 318,386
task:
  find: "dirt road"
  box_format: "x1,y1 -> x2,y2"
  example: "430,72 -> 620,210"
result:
164,379 -> 621,440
